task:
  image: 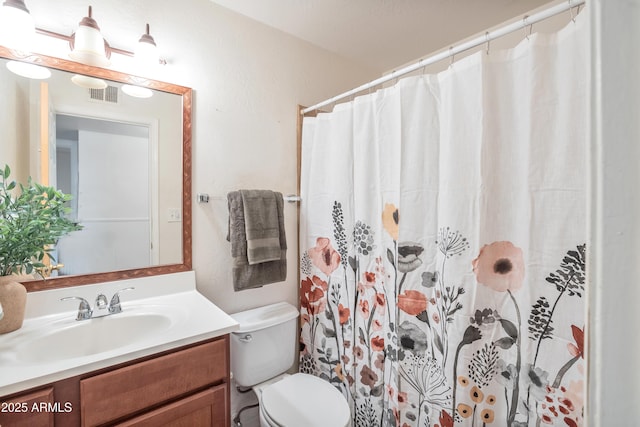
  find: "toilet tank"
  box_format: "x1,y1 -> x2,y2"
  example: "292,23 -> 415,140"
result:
230,302 -> 299,387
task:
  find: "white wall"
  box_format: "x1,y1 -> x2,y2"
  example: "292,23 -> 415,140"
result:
588,0 -> 640,425
153,0 -> 377,314
24,0 -> 377,314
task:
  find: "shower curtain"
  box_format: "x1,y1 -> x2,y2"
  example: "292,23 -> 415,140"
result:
299,13 -> 587,427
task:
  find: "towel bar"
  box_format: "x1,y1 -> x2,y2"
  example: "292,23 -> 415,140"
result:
197,193 -> 301,203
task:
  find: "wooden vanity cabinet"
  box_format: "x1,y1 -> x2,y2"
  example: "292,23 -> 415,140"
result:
0,386 -> 55,427
0,335 -> 230,427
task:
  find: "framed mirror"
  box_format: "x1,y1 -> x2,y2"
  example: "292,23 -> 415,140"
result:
0,46 -> 192,292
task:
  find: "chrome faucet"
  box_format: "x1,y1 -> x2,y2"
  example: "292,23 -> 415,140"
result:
61,287 -> 135,321
60,296 -> 93,320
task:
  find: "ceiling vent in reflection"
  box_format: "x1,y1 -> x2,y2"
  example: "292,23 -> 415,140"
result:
88,85 -> 119,104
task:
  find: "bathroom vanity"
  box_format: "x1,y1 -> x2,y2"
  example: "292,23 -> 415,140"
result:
0,272 -> 239,426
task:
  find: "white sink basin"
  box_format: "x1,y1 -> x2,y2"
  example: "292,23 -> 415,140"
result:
15,312 -> 174,363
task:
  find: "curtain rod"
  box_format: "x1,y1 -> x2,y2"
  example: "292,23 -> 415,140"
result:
301,0 -> 585,115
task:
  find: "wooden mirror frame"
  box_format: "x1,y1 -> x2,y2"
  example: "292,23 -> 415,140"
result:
0,47 -> 192,292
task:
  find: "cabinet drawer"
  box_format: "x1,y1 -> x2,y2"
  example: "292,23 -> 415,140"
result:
114,384 -> 227,427
0,387 -> 55,427
81,338 -> 228,427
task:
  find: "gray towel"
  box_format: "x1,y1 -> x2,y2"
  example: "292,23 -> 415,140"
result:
227,190 -> 287,291
241,190 -> 284,264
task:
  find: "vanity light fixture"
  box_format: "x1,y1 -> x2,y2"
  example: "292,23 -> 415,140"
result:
135,24 -> 159,66
0,0 -> 35,51
0,2 -> 166,71
68,6 -> 111,67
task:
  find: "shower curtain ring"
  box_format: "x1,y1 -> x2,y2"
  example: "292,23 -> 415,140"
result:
449,46 -> 455,67
523,15 -> 533,40
485,32 -> 491,55
569,0 -> 577,22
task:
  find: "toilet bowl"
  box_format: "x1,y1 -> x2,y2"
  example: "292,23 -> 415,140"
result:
229,302 -> 351,427
254,373 -> 350,427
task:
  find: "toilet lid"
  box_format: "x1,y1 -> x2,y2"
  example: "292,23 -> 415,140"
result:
261,373 -> 350,427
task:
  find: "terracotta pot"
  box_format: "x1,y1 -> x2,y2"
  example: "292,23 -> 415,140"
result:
0,276 -> 28,334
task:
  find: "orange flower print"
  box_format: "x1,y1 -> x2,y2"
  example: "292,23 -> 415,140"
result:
472,241 -> 525,292
470,385 -> 484,403
371,336 -> 385,351
338,304 -> 350,325
457,403 -> 472,418
335,363 -> 345,381
365,271 -> 376,283
308,237 -> 341,276
300,276 -> 327,317
458,376 -> 470,387
480,408 -> 495,423
373,319 -> 383,331
398,290 -> 428,315
382,203 -> 399,241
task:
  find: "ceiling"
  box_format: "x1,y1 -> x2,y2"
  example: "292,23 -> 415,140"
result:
209,0 -> 553,73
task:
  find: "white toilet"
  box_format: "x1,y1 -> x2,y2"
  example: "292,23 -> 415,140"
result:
230,302 -> 351,427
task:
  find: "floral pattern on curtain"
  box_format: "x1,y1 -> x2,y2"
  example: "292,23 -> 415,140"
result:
300,216 -> 585,426
299,12 -> 587,427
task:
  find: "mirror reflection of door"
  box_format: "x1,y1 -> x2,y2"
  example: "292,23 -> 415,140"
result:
55,114 -> 155,276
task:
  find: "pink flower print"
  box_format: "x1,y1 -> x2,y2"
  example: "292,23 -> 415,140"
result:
359,299 -> 370,317
354,346 -> 364,360
359,365 -> 379,388
472,241 -> 525,292
308,237 -> 341,276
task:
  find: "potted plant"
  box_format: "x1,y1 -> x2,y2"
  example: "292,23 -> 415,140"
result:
0,164 -> 82,333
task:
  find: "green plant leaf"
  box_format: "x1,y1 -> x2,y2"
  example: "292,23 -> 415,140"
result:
0,164 -> 82,277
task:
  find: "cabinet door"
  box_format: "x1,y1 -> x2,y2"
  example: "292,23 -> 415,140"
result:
81,339 -> 228,426
114,384 -> 227,427
0,387 -> 55,427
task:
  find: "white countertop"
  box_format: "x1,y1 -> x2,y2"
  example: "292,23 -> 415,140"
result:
0,271 -> 239,396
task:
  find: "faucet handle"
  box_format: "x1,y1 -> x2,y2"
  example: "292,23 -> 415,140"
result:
109,287 -> 135,314
61,296 -> 92,320
95,294 -> 108,310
